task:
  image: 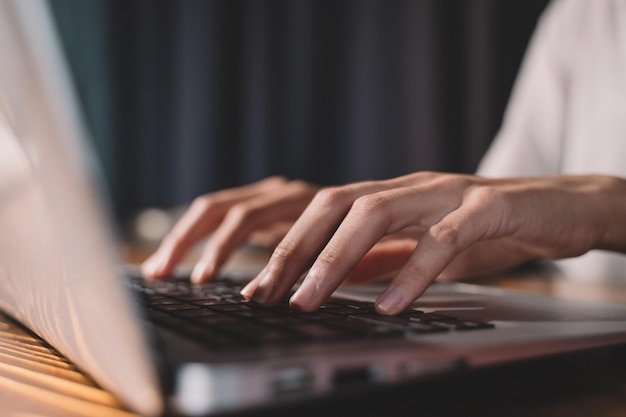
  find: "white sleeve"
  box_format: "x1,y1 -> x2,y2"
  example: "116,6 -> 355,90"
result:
477,0 -> 579,177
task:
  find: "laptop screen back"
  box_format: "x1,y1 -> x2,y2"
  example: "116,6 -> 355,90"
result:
0,1 -> 161,415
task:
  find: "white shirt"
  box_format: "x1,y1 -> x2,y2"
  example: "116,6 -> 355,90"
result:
478,0 -> 626,283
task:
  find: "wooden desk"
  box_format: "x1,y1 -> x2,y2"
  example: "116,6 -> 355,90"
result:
0,312 -> 135,417
2,247 -> 626,417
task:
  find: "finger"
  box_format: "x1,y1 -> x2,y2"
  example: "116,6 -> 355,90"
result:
438,238 -> 547,280
343,239 -> 417,285
375,192 -> 499,315
190,181 -> 316,282
289,184 -> 467,312
287,190 -> 414,311
379,226 -> 425,242
142,177 -> 286,279
249,183 -> 386,305
240,266 -> 266,300
142,199 -> 222,279
249,174 -> 464,306
248,222 -> 293,248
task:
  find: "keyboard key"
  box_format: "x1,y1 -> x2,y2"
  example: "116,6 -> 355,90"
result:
129,275 -> 494,352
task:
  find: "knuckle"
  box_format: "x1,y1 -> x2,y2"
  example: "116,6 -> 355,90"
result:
264,175 -> 288,187
352,193 -> 391,214
268,175 -> 287,183
409,170 -> 436,180
350,193 -> 394,231
438,173 -> 471,189
467,185 -> 509,212
271,242 -> 297,264
312,186 -> 348,208
288,179 -> 315,195
190,194 -> 214,211
429,223 -> 460,247
315,248 -> 342,269
418,170 -> 438,180
225,203 -> 255,226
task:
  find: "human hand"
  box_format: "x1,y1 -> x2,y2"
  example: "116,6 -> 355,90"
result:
141,177 -> 319,282
240,173 -> 626,315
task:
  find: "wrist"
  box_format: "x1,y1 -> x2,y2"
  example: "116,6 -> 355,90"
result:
592,176 -> 626,253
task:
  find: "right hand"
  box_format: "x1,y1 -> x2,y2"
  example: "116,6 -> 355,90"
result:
141,176 -> 319,282
239,173 -> 626,315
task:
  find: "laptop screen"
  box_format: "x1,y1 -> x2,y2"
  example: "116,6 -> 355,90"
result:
0,1 -> 161,414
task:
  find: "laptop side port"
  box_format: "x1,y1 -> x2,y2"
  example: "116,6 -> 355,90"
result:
400,358 -> 465,379
271,365 -> 314,396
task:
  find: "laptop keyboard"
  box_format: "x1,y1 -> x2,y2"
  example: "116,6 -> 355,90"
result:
127,276 -> 494,351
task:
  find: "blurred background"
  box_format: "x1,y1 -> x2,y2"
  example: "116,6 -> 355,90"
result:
48,0 -> 549,239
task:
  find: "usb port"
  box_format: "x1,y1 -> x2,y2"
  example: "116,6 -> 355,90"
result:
272,366 -> 313,396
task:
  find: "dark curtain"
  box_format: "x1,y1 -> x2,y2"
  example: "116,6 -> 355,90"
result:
50,0 -> 549,224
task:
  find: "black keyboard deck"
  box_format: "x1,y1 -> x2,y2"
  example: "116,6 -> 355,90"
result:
127,276 -> 494,351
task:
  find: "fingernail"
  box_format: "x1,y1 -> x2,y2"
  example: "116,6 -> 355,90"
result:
376,287 -> 408,315
289,277 -> 317,311
191,263 -> 211,284
240,280 -> 256,300
141,258 -> 161,279
251,272 -> 275,304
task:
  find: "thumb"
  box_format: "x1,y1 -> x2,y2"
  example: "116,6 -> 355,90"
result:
343,239 -> 417,285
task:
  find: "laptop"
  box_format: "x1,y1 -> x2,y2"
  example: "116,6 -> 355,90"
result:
3,1 -> 626,416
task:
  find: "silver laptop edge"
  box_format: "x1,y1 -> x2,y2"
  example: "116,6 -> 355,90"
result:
0,1 -> 162,415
